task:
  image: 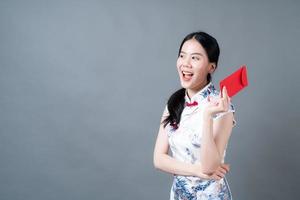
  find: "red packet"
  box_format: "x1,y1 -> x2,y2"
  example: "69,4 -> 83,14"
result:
219,65 -> 248,97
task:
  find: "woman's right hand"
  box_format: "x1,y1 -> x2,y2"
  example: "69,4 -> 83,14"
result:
193,163 -> 230,181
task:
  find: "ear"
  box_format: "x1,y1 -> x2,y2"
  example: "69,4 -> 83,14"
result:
209,63 -> 216,73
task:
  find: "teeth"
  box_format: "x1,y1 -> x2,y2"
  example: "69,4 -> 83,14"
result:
182,71 -> 193,75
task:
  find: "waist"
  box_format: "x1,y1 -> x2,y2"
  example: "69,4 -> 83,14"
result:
173,175 -> 215,184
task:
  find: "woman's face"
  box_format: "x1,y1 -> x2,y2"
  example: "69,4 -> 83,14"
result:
176,39 -> 215,91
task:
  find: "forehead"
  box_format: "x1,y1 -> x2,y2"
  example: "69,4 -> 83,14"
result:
181,39 -> 206,54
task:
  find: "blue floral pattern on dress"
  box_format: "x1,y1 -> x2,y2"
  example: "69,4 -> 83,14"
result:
170,175 -> 232,200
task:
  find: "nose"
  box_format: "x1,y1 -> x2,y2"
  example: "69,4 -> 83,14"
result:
182,56 -> 191,68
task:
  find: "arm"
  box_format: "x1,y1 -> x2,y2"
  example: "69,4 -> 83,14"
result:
200,87 -> 235,174
153,108 -> 209,178
200,111 -> 234,174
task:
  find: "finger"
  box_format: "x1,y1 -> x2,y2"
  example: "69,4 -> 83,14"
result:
222,86 -> 226,99
217,167 -> 227,174
215,171 -> 225,179
226,92 -> 230,107
220,96 -> 229,112
222,87 -> 229,103
223,87 -> 230,104
211,174 -> 221,181
224,86 -> 229,98
215,100 -> 220,106
216,168 -> 226,176
221,164 -> 230,172
217,99 -> 225,110
223,99 -> 229,112
225,89 -> 231,107
209,96 -> 219,106
210,174 -> 216,180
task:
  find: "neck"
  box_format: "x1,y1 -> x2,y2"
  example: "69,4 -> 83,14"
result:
186,80 -> 209,100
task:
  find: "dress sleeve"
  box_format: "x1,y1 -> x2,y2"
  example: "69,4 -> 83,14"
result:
162,104 -> 170,118
212,102 -> 237,127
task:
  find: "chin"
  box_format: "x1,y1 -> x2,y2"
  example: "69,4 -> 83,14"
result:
180,81 -> 192,89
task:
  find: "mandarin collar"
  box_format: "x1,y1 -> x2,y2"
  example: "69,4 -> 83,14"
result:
184,81 -> 216,104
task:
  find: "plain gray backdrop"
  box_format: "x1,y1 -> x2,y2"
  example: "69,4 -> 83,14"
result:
1,0 -> 299,199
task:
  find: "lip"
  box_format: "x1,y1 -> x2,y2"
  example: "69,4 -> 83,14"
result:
181,70 -> 194,81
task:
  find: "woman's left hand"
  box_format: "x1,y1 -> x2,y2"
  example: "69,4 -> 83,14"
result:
202,86 -> 231,117
209,163 -> 230,181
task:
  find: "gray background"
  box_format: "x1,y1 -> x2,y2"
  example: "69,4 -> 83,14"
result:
1,0 -> 299,199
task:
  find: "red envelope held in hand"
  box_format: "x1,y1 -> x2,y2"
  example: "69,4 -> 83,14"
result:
220,65 -> 248,98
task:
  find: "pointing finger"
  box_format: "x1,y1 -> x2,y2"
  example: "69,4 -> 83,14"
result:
223,87 -> 230,107
223,86 -> 228,99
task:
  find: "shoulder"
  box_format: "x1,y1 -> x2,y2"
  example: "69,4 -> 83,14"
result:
163,104 -> 169,117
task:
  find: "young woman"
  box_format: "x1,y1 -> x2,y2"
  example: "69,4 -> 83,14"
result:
153,31 -> 237,200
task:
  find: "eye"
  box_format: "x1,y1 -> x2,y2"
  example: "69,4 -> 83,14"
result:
179,54 -> 184,58
192,56 -> 200,60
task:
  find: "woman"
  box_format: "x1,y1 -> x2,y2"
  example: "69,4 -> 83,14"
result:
153,31 -> 237,200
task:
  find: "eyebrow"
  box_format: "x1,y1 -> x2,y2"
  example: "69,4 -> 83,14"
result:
180,51 -> 204,56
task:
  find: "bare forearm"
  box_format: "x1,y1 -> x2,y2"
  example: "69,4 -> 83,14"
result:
200,113 -> 222,173
154,154 -> 195,175
154,154 -> 209,178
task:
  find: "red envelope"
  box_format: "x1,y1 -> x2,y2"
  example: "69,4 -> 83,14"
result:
219,65 -> 248,97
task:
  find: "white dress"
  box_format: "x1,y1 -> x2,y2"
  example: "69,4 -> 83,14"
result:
164,81 -> 236,200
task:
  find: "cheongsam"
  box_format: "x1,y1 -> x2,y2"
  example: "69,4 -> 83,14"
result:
164,81 -> 237,200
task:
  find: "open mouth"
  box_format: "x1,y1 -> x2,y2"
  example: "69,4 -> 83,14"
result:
182,71 -> 194,80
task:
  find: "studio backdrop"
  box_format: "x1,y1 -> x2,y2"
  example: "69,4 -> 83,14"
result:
0,0 -> 299,199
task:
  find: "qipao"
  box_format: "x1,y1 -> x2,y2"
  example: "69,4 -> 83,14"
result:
164,81 -> 236,200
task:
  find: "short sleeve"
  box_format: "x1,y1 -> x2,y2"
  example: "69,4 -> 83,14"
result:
212,102 -> 237,127
162,104 -> 170,118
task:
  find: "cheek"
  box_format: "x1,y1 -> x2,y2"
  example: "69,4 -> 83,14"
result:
193,61 -> 209,72
176,59 -> 181,70
176,59 -> 181,67
193,66 -> 206,77
176,66 -> 181,75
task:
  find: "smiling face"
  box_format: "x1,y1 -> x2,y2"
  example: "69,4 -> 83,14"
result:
176,38 -> 216,98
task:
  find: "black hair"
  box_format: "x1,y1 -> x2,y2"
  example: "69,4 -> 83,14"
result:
162,31 -> 220,129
